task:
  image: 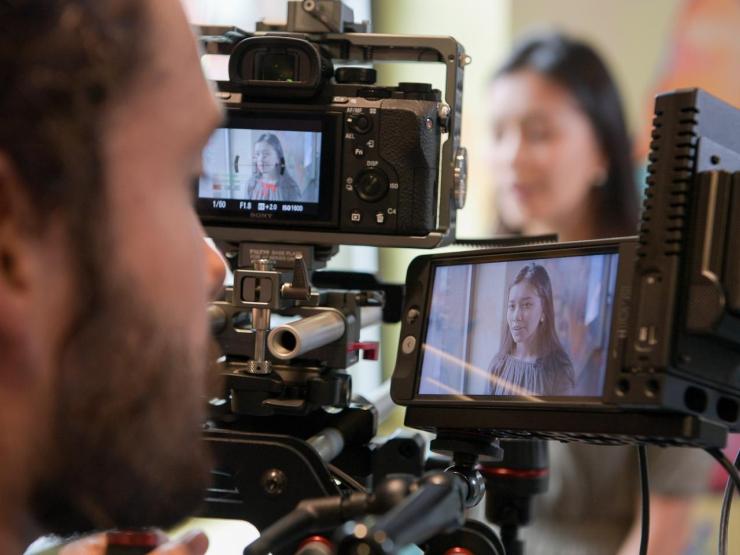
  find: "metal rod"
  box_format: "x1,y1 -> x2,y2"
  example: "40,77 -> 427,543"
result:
268,311 -> 345,360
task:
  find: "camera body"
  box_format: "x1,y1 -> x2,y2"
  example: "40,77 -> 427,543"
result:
197,32 -> 468,249
197,85 -> 442,238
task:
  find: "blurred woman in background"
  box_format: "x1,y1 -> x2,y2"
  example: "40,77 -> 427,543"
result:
485,32 -> 710,555
489,32 -> 639,241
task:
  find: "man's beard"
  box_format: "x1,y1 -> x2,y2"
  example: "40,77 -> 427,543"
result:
31,265 -> 214,533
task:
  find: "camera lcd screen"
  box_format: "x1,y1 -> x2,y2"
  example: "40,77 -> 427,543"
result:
196,113 -> 338,226
200,127 -> 321,203
418,252 -> 619,399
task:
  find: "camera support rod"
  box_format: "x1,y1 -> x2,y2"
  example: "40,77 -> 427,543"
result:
247,259 -> 275,374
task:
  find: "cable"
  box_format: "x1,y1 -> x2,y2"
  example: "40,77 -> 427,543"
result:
328,463 -> 368,493
719,460 -> 732,555
637,445 -> 650,555
706,447 -> 740,555
719,448 -> 740,555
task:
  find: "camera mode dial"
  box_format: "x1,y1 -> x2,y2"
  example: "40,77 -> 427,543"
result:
354,169 -> 389,203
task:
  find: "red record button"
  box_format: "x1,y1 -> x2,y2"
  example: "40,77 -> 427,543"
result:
106,530 -> 166,554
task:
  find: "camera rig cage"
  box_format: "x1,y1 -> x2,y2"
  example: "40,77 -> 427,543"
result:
196,2 -> 469,249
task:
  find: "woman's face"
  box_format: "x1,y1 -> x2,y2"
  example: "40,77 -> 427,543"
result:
507,280 -> 544,347
486,69 -> 606,231
254,141 -> 280,177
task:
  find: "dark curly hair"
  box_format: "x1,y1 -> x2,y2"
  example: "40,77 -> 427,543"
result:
0,0 -> 148,233
0,0 -> 149,320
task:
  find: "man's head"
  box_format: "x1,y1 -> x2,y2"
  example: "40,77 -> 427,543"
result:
0,0 -> 224,540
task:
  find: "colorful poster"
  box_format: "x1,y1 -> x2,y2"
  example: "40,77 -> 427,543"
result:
637,0 -> 740,158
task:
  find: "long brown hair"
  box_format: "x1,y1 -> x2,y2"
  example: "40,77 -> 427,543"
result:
498,263 -> 574,386
493,32 -> 640,238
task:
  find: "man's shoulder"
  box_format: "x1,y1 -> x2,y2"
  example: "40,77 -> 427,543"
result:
24,538 -> 63,555
25,535 -> 90,555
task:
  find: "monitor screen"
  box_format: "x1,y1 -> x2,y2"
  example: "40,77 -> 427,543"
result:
418,252 -> 619,399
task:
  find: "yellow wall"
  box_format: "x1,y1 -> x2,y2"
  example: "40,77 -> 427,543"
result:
372,0 -> 512,376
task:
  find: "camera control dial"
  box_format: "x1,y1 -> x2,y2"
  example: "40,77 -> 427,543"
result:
346,114 -> 372,134
354,169 -> 389,203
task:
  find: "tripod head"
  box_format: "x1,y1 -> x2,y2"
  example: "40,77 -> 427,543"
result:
209,241 -> 391,418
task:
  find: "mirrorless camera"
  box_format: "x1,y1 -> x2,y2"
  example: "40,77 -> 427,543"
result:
196,19 -> 469,249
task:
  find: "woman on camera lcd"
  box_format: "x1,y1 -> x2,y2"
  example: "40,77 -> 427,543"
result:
246,133 -> 301,202
488,263 -> 574,396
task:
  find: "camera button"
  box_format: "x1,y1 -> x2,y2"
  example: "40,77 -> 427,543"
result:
406,307 -> 421,325
350,210 -> 362,223
375,211 -> 386,224
333,96 -> 350,104
353,146 -> 366,158
401,335 -> 417,354
347,114 -> 372,134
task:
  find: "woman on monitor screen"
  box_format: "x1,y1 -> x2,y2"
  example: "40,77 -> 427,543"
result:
246,133 -> 301,202
488,263 -> 574,396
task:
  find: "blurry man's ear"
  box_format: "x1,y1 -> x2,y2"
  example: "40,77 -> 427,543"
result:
0,154 -> 34,293
0,153 -> 40,380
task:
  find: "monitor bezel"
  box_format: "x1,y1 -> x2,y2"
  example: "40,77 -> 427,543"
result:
391,238 -> 637,410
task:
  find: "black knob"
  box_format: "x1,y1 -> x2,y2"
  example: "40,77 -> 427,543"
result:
335,67 -> 377,84
354,169 -> 389,203
398,82 -> 432,93
347,114 -> 372,134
